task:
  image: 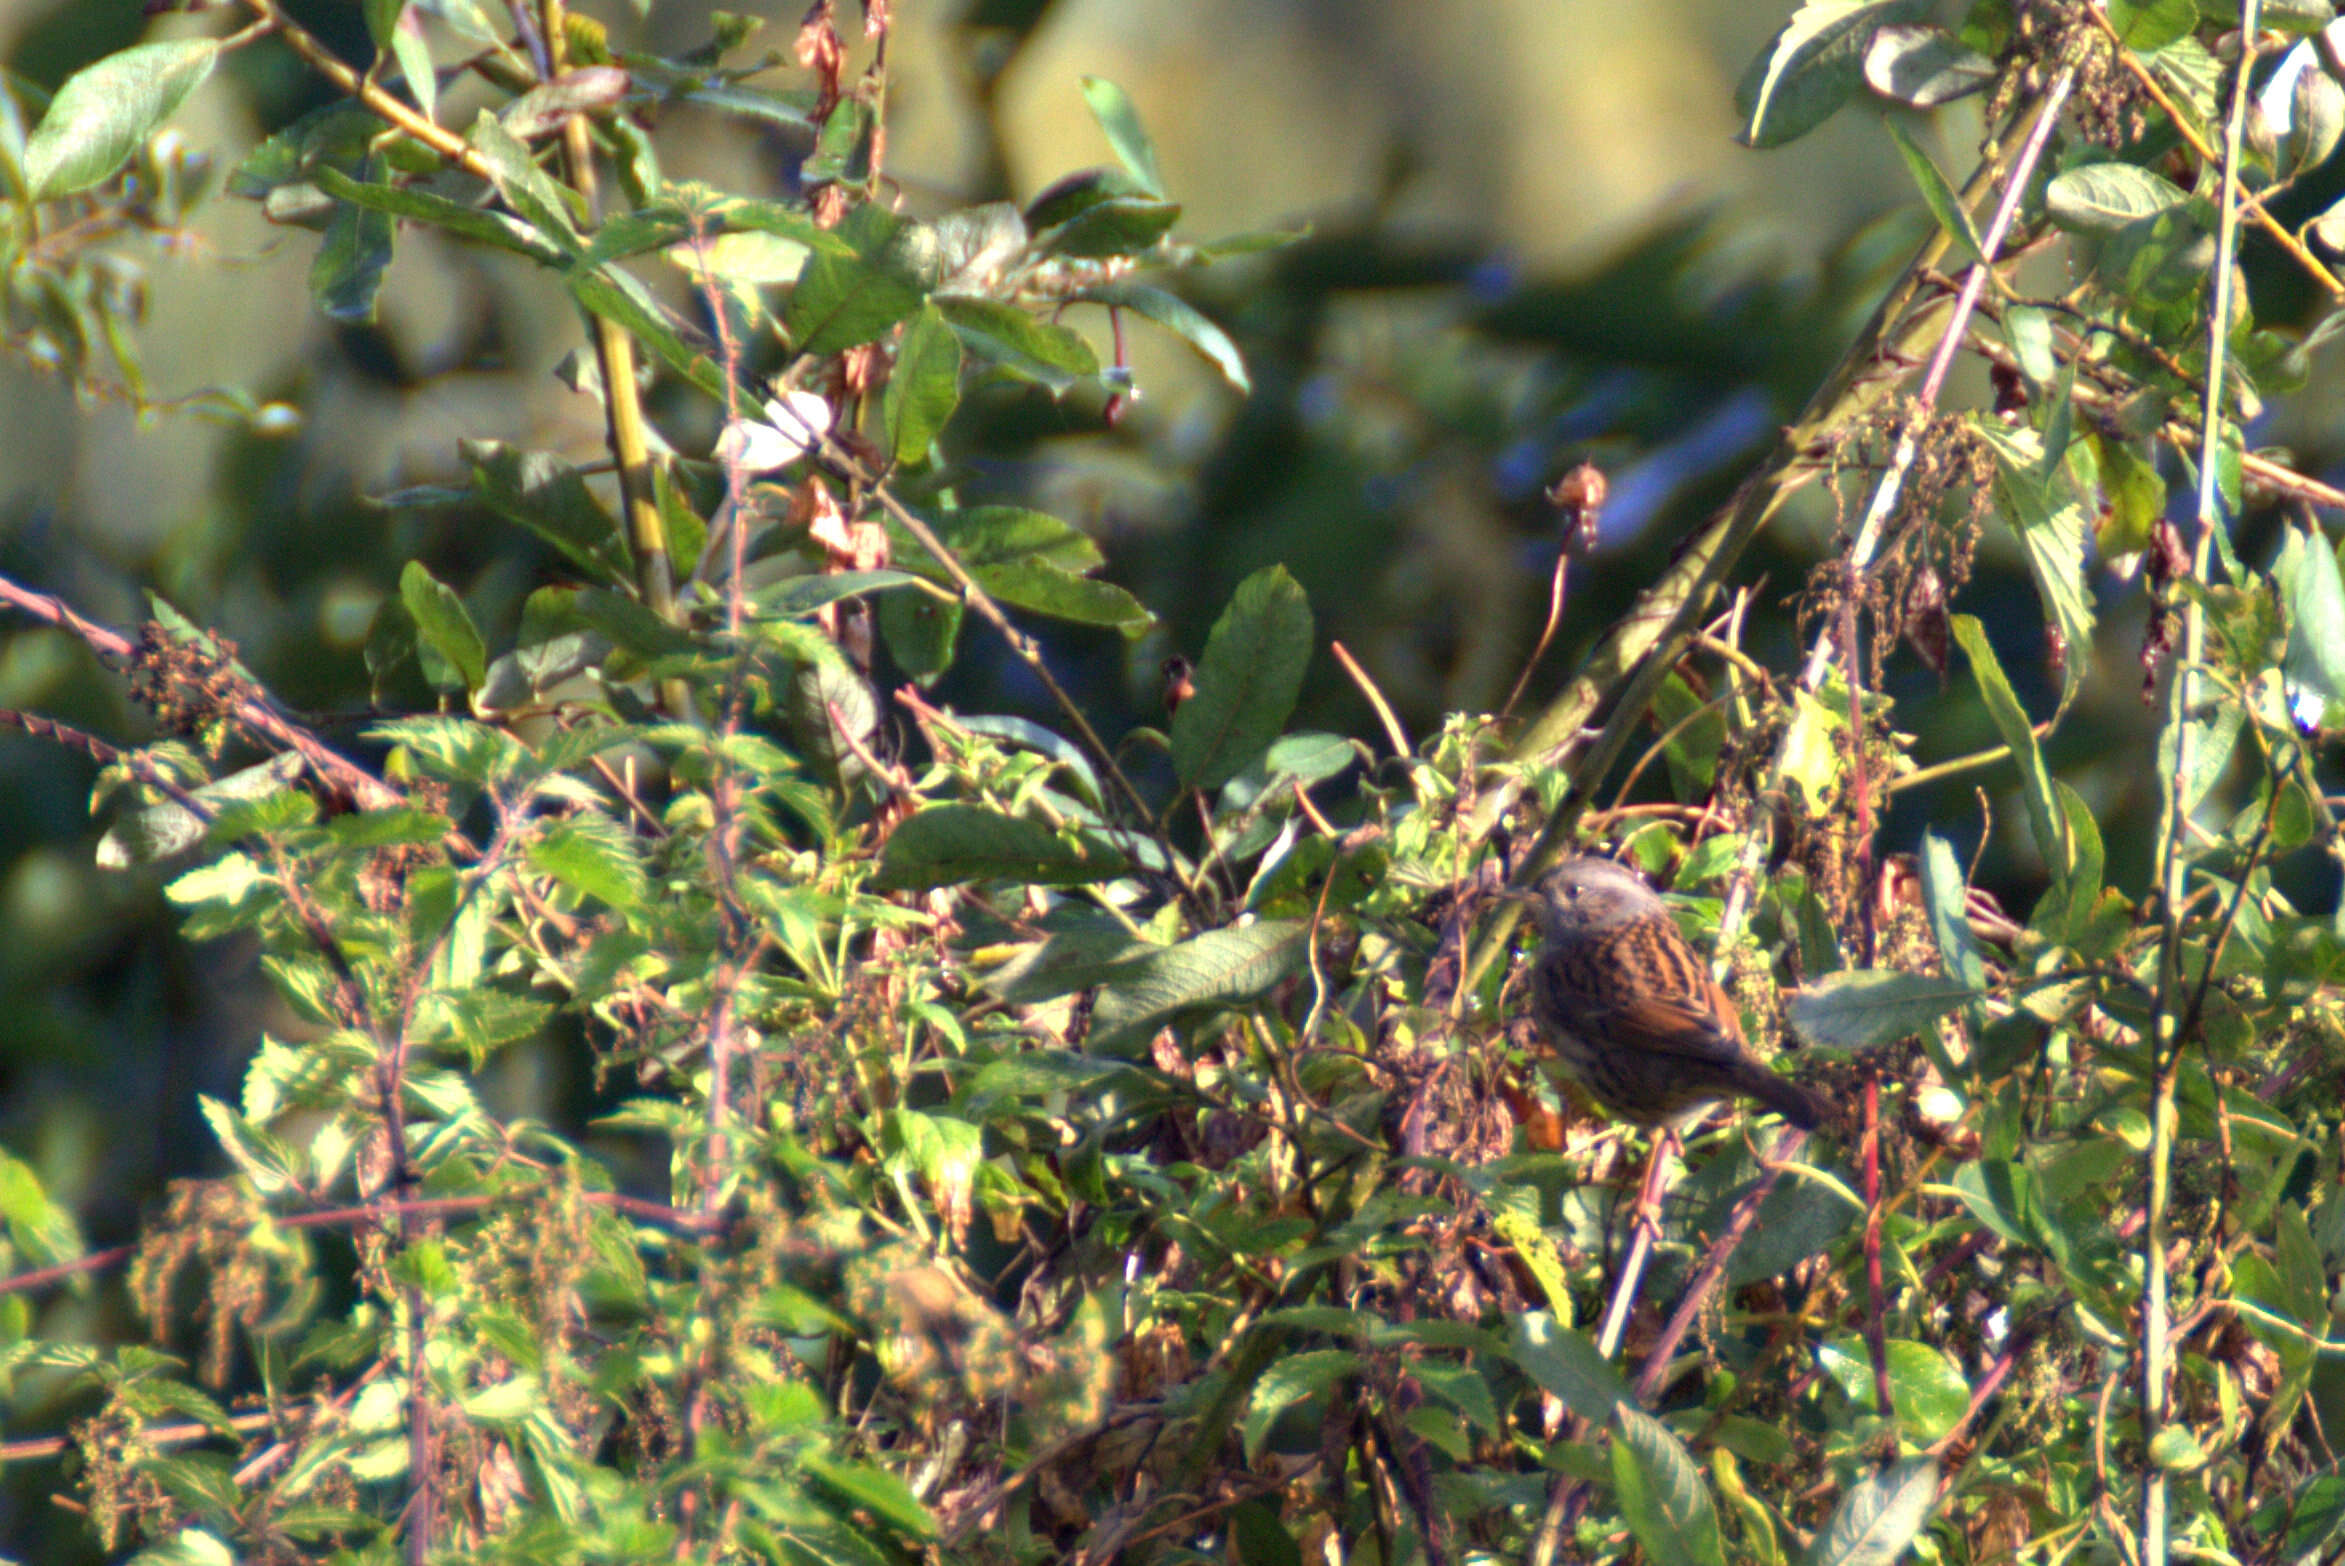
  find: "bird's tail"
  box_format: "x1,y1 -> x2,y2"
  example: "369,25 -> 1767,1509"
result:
1747,1069 -> 1835,1133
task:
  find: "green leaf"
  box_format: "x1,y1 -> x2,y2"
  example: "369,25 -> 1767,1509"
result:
310,163 -> 558,260
1883,119 -> 1981,263
801,94 -> 874,186
1087,919 -> 1311,1055
1817,1337 -> 1969,1440
2277,521 -> 2345,729
801,1452 -> 934,1540
2106,0 -> 2197,51
1952,615 -> 2070,886
527,815 -> 647,911
1802,1458 -> 1938,1566
566,261 -> 728,401
1718,1167 -> 1865,1285
474,629 -> 611,716
2003,304 -> 2056,385
393,7 -> 437,127
964,1048 -> 1155,1106
888,507 -> 1147,632
878,589 -> 960,685
2268,0 -> 2341,33
884,303 -> 962,467
1918,833 -> 1986,993
972,561 -> 1152,634
1228,1501 -> 1302,1566
2092,435 -> 2165,556
0,1151 -> 87,1269
1979,423 -> 2094,699
398,562 -> 486,694
1411,1361 -> 1500,1434
1611,1405 -> 1727,1566
199,1096 -> 304,1196
499,67 -> 627,142
1042,194 -> 1182,258
2148,1425 -> 2206,1470
748,570 -> 925,621
1079,76 -> 1165,197
898,506 -> 1102,573
1790,969 -> 1982,1050
1504,1313 -> 1632,1422
1076,280 -> 1250,393
1734,0 -> 1928,149
2285,1475 -> 2345,1560
96,754 -> 305,871
872,804 -> 1129,891
466,109 -> 579,249
1171,566 -> 1315,791
1862,25 -> 1993,106
1950,1159 -> 2069,1263
937,296 -> 1100,393
983,924 -> 1159,1004
1025,165 -> 1152,230
25,39 -> 220,198
460,440 -> 633,587
2044,162 -> 2187,235
2044,779 -> 2105,942
1241,1348 -> 1358,1462
312,162 -> 397,322
128,1528 -> 239,1566
364,0 -> 436,126
786,203 -> 933,358
783,642 -> 881,792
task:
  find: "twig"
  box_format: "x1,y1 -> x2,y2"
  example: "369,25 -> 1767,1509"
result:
1499,551 -> 1570,724
0,571 -> 405,813
1331,638 -> 1411,760
1631,1124 -> 1810,1403
1862,1075 -> 1893,1421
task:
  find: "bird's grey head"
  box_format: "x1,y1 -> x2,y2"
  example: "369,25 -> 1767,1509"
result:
1529,856 -> 1662,940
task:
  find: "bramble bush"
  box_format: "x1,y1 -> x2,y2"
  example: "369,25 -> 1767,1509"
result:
5,1 -> 2345,1563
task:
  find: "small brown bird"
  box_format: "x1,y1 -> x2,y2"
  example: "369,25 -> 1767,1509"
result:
1520,856 -> 1831,1131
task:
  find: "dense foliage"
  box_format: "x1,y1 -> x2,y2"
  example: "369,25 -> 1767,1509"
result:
6,1 -> 2345,1563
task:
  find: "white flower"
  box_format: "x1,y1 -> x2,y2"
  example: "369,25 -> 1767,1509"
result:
713,391 -> 833,473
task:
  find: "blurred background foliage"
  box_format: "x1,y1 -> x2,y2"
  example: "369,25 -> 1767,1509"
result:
0,0 -> 2337,1554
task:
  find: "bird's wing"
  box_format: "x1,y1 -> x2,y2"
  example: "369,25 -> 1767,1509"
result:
1579,986 -> 1749,1067
1542,944 -> 1749,1067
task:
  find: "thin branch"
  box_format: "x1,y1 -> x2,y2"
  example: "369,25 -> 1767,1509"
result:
2143,13 -> 2258,1563
0,571 -> 407,813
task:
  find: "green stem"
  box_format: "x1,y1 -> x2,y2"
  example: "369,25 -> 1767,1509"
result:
2144,7 -> 2258,1561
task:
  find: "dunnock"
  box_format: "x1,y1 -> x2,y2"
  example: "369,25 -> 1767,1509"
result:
1520,856 -> 1832,1131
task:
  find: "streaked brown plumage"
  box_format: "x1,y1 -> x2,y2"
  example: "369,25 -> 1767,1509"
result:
1520,857 -> 1832,1131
